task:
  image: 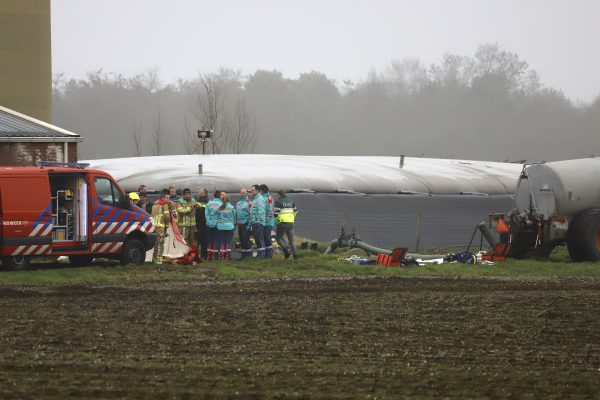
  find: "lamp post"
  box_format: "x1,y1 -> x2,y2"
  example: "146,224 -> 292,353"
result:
197,128 -> 213,155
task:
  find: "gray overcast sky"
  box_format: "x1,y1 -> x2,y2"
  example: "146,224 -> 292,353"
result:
51,0 -> 600,103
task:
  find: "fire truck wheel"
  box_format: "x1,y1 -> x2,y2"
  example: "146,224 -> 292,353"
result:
567,208 -> 600,262
1,255 -> 31,271
69,255 -> 95,266
120,239 -> 146,265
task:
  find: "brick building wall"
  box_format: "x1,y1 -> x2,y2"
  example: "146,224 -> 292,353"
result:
0,142 -> 78,166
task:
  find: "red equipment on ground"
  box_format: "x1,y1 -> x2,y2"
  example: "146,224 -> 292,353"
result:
375,247 -> 408,266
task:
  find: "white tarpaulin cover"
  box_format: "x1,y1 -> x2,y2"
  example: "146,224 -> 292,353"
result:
83,154 -> 524,250
85,154 -> 523,195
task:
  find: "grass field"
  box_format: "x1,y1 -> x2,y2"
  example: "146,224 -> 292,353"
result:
1,247 -> 599,398
2,246 -> 600,286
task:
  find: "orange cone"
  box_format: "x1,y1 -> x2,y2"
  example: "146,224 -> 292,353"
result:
496,217 -> 510,234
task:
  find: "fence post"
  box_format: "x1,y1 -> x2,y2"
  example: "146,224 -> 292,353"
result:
415,212 -> 422,252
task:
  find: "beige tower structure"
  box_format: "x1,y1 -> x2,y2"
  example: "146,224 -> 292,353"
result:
0,0 -> 52,123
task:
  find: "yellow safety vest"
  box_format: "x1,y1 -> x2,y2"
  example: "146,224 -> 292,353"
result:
278,208 -> 296,223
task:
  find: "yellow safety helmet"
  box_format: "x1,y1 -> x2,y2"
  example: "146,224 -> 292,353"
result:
129,192 -> 140,201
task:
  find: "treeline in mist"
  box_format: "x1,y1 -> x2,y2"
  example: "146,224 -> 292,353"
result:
52,43 -> 600,162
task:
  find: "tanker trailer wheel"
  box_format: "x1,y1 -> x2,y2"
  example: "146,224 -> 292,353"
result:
119,239 -> 146,265
567,208 -> 600,262
1,255 -> 31,271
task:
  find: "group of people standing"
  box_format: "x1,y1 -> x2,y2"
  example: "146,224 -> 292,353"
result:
132,185 -> 298,265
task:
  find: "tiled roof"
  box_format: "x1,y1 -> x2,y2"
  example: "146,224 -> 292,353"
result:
0,105 -> 80,138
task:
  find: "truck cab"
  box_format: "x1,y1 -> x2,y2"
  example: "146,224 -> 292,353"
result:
0,162 -> 156,269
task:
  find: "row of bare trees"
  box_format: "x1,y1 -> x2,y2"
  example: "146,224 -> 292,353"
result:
53,68 -> 257,158
52,43 -> 600,162
182,70 -> 256,155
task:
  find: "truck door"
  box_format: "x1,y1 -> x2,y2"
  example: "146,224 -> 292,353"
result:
0,174 -> 53,258
89,173 -> 154,260
90,176 -> 130,254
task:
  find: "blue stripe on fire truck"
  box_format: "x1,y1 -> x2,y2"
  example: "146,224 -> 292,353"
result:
92,200 -> 104,218
34,203 -> 52,226
98,206 -> 114,223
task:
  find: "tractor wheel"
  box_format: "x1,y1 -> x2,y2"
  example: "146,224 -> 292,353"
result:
119,239 -> 146,265
567,208 -> 600,262
1,255 -> 31,271
69,255 -> 95,266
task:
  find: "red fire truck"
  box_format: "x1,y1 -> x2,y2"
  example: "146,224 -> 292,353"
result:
0,162 -> 156,270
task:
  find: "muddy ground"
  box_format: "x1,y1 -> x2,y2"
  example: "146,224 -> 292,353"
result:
0,277 -> 599,399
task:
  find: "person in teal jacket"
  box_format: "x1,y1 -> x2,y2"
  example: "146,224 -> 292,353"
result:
260,184 -> 275,258
205,190 -> 222,260
216,191 -> 236,260
250,184 -> 266,258
235,188 -> 252,258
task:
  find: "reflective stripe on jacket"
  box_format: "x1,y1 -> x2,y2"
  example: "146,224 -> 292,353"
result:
274,196 -> 298,223
151,200 -> 171,228
263,193 -> 275,227
177,197 -> 197,227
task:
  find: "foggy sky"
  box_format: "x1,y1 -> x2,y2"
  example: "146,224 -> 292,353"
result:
51,0 -> 600,103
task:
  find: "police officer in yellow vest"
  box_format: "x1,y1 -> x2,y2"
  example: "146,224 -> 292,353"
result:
151,189 -> 172,264
274,189 -> 298,259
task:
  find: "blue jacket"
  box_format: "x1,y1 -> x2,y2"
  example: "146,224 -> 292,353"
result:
235,196 -> 251,225
263,192 -> 275,227
216,202 -> 236,231
205,198 -> 222,228
250,194 -> 266,226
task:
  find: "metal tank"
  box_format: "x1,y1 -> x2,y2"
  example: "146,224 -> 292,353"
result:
514,158 -> 600,217
501,157 -> 600,261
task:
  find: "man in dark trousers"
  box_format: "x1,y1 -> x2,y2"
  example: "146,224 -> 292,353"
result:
195,187 -> 209,260
274,189 -> 298,259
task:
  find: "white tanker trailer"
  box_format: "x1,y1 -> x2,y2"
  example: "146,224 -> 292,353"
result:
495,157 -> 600,261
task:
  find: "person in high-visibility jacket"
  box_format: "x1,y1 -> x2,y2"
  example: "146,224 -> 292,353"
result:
260,184 -> 275,258
151,189 -> 172,264
274,189 -> 299,259
204,190 -> 222,260
216,191 -> 236,260
176,188 -> 197,245
250,184 -> 266,258
235,188 -> 252,258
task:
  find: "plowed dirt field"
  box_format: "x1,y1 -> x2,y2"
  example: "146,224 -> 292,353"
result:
1,277 -> 599,399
